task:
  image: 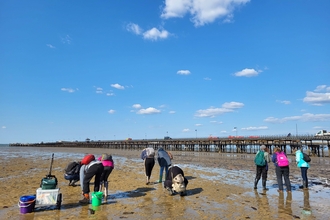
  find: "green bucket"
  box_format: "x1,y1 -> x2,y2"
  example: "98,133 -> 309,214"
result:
91,192 -> 103,207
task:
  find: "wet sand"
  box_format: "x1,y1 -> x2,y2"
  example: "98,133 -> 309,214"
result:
0,146 -> 329,220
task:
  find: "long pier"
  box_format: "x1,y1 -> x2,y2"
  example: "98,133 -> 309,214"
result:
10,135 -> 330,157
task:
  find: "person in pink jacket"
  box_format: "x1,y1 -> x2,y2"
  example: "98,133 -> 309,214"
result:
98,153 -> 114,199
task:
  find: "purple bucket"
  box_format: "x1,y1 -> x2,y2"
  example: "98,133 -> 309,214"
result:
19,195 -> 36,214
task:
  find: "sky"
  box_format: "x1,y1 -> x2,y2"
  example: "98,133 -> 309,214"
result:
1,0 -> 330,144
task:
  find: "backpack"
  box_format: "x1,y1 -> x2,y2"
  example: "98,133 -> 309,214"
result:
81,154 -> 95,165
254,151 -> 266,166
146,148 -> 155,157
276,152 -> 290,167
302,153 -> 311,162
65,161 -> 81,175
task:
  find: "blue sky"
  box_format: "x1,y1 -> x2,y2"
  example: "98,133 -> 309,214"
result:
1,0 -> 330,143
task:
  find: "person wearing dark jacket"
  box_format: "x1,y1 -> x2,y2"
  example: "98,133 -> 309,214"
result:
164,165 -> 188,196
272,147 -> 292,193
64,161 -> 81,186
157,147 -> 171,183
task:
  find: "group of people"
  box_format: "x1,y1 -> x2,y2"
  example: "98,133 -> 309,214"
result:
64,153 -> 114,204
64,147 -> 188,205
254,145 -> 310,192
141,146 -> 188,196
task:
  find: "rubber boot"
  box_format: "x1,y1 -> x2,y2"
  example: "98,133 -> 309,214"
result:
254,179 -> 259,189
104,181 -> 108,199
79,193 -> 90,204
158,174 -> 163,183
299,181 -> 304,189
262,179 -> 268,190
303,181 -> 308,189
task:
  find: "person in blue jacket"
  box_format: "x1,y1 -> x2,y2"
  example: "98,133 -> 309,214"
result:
295,148 -> 310,189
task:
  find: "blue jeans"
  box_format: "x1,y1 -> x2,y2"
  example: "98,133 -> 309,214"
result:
300,167 -> 308,183
160,165 -> 169,179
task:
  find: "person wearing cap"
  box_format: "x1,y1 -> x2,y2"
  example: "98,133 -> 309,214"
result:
164,165 -> 188,196
254,145 -> 271,190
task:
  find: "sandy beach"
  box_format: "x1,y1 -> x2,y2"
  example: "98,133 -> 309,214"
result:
0,146 -> 329,220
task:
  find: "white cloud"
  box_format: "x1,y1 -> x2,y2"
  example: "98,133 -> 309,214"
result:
136,107 -> 161,115
169,110 -> 176,114
126,23 -> 171,41
264,113 -> 330,123
314,85 -> 327,92
2,126 -> 6,129
195,123 -> 202,126
161,0 -> 250,27
111,83 -> 125,90
182,128 -> 190,132
61,88 -> 76,93
241,126 -> 268,131
210,120 -> 223,124
195,101 -> 244,118
96,87 -> 103,94
46,44 -> 55,49
234,68 -> 260,77
108,109 -> 115,114
61,35 -> 72,44
106,93 -> 115,96
126,23 -> 143,35
303,85 -> 330,105
177,70 -> 191,75
277,100 -> 291,105
204,77 -> 211,80
132,104 -> 142,109
143,28 -> 170,41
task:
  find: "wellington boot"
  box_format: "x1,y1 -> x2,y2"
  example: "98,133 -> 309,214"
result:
254,179 -> 259,189
158,174 -> 163,183
303,181 -> 308,189
79,193 -> 90,204
262,179 -> 268,190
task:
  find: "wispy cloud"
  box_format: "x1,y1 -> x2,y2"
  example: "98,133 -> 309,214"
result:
132,104 -> 142,109
108,109 -> 115,114
177,70 -> 191,75
126,23 -> 171,41
303,85 -> 330,105
264,113 -> 330,123
277,100 -> 291,105
241,126 -> 268,131
234,68 -> 260,77
46,44 -> 56,49
182,128 -> 190,132
96,87 -> 103,94
61,88 -> 76,93
1,126 -> 6,129
195,101 -> 244,118
106,93 -> 115,96
169,110 -> 176,114
161,0 -> 250,27
111,83 -> 125,90
61,35 -> 72,44
136,107 -> 161,115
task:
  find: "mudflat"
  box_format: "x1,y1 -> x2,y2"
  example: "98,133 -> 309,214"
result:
1,146 -> 329,220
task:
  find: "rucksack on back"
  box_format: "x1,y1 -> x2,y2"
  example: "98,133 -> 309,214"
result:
81,154 -> 95,165
276,152 -> 290,167
146,148 -> 155,157
65,161 -> 80,175
302,153 -> 311,162
254,151 -> 266,166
